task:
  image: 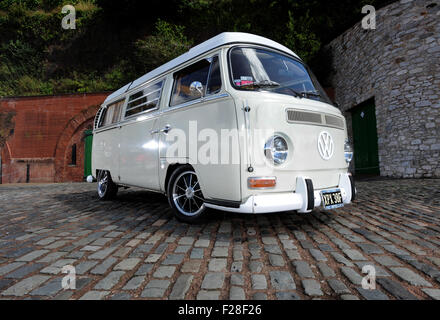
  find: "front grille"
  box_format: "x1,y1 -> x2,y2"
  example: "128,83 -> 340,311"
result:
286,109 -> 345,130
324,115 -> 344,129
286,110 -> 322,124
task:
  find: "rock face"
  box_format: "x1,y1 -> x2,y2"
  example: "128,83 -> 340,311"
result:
328,0 -> 440,178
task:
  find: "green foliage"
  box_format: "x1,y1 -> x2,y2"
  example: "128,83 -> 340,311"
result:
284,10 -> 321,63
0,0 -> 391,96
41,0 -> 64,11
0,40 -> 42,77
0,0 -> 41,11
133,20 -> 193,75
0,0 -> 96,11
178,0 -> 287,42
0,0 -> 101,96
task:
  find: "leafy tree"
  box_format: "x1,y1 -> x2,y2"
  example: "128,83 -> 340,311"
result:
0,0 -> 393,96
133,19 -> 193,76
284,10 -> 321,63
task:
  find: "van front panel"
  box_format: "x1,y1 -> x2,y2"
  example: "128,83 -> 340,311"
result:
229,92 -> 349,201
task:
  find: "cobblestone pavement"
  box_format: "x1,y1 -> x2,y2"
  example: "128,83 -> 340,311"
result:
0,179 -> 439,300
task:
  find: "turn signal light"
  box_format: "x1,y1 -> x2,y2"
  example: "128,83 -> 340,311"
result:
248,177 -> 276,189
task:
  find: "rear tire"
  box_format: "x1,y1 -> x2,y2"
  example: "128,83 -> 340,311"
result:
97,170 -> 118,200
167,165 -> 206,223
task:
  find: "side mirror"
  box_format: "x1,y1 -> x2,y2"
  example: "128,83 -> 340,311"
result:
190,81 -> 204,97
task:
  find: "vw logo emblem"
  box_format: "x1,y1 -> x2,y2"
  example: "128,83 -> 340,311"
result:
318,131 -> 334,160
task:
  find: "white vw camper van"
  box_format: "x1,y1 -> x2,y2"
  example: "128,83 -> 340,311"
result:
91,32 -> 355,222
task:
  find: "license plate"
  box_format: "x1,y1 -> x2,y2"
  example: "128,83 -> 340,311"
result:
321,189 -> 344,210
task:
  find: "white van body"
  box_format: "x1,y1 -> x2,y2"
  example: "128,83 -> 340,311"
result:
92,32 -> 355,221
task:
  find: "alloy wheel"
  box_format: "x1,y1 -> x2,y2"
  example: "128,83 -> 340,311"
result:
172,171 -> 205,216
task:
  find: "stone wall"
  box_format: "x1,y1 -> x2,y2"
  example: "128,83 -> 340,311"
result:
328,0 -> 440,177
0,92 -> 108,183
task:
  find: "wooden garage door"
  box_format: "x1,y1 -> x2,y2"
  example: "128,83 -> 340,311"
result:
351,99 -> 380,175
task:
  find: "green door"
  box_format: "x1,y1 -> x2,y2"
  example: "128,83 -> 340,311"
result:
351,100 -> 380,175
84,130 -> 93,178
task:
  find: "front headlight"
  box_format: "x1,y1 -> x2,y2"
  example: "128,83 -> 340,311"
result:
264,135 -> 288,165
344,139 -> 353,163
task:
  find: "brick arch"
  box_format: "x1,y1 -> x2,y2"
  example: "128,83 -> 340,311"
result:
1,141 -> 13,183
54,105 -> 99,182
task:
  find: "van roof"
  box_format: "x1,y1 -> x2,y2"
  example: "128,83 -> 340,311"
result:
104,32 -> 299,104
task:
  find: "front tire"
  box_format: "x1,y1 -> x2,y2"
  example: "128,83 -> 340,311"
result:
167,165 -> 206,223
97,170 -> 118,200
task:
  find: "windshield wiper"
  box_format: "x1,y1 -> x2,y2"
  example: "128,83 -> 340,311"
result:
301,91 -> 321,98
273,84 -> 303,98
283,87 -> 303,98
240,80 -> 303,99
240,80 -> 281,88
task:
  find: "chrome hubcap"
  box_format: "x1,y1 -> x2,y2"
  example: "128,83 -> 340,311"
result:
172,171 -> 205,216
98,171 -> 108,197
185,187 -> 195,199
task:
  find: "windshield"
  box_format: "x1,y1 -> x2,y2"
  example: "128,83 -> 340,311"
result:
229,47 -> 332,105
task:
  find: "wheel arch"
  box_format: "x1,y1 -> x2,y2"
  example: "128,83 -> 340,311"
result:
164,163 -> 196,195
96,169 -> 117,182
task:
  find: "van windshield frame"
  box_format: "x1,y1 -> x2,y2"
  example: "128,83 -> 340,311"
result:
227,46 -> 332,105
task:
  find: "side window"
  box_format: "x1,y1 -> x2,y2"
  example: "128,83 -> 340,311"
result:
170,59 -> 211,106
207,56 -> 222,95
125,80 -> 163,118
99,99 -> 124,128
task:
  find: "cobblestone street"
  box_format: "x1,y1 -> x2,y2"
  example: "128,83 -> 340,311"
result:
0,179 -> 439,300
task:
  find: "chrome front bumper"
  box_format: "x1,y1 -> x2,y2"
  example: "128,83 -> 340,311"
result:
204,173 -> 355,214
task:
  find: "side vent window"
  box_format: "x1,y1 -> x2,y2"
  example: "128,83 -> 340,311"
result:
94,106 -> 104,130
207,56 -> 222,95
100,99 -> 125,128
125,80 -> 164,118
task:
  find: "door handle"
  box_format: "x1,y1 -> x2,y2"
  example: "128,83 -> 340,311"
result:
160,125 -> 172,134
150,125 -> 171,135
